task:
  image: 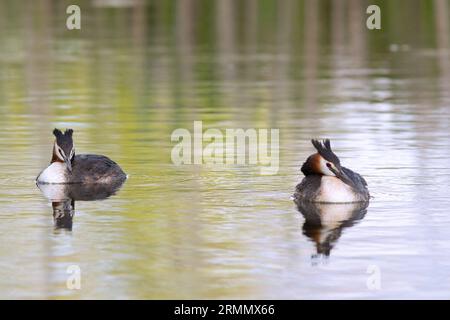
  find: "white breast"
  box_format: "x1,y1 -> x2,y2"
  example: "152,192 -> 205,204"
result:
36,183 -> 68,200
36,162 -> 67,184
316,176 -> 357,203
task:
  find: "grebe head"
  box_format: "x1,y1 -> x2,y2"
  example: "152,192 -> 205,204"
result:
302,139 -> 353,186
52,128 -> 75,173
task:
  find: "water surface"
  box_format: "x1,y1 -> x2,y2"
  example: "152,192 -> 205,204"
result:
0,0 -> 450,299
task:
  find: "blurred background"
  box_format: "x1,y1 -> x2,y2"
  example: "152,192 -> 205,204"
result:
0,0 -> 449,299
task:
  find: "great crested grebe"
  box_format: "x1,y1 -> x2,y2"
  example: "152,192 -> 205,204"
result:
36,129 -> 127,184
294,139 -> 369,203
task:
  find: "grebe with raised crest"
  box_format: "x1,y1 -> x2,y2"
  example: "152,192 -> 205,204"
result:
294,139 -> 369,203
36,129 -> 127,185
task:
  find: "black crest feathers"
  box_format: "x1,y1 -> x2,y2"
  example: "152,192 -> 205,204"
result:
53,128 -> 63,138
311,139 -> 340,165
52,129 -> 74,154
53,128 -> 74,138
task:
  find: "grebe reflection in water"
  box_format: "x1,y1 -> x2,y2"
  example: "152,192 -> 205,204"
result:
295,200 -> 368,261
37,180 -> 125,230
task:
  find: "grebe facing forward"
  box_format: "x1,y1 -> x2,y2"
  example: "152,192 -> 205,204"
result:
36,129 -> 127,185
294,139 -> 369,203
